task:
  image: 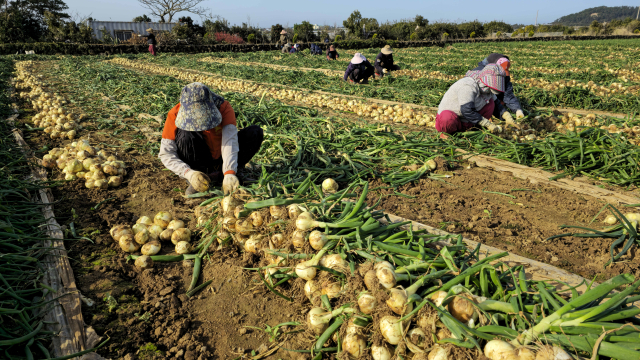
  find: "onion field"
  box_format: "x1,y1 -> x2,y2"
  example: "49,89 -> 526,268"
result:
3,38 -> 640,360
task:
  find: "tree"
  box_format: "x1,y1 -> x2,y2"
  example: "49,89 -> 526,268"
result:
270,23 -> 283,43
484,20 -> 513,34
203,15 -> 230,34
343,10 -> 362,37
136,0 -> 208,23
133,14 -> 152,22
178,16 -> 203,35
1,0 -> 70,41
293,20 -> 315,42
361,17 -> 379,38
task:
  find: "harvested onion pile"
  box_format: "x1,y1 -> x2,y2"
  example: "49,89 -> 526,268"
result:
14,61 -> 84,140
41,139 -> 126,187
111,212 -> 192,267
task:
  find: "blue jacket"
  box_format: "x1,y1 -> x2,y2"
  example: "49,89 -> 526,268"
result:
343,60 -> 373,81
473,55 -> 522,115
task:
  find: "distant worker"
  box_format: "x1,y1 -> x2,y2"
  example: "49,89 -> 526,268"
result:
374,45 -> 399,78
146,28 -> 157,56
281,43 -> 291,54
277,30 -> 288,46
435,64 -> 506,137
311,44 -> 322,55
472,53 -> 523,129
324,36 -> 330,44
289,44 -> 299,54
159,83 -> 264,195
326,45 -> 339,60
344,53 -> 375,84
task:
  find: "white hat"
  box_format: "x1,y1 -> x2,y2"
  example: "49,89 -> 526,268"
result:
351,53 -> 364,64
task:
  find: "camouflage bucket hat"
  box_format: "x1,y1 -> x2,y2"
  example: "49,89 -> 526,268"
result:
175,83 -> 223,131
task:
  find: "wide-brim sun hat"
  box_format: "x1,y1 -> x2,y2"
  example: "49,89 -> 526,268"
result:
381,45 -> 393,54
478,64 -> 506,92
280,30 -> 287,34
351,53 -> 364,64
175,83 -> 223,131
146,28 -> 154,33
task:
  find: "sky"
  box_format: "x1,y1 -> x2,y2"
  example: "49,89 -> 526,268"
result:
64,0 -> 640,27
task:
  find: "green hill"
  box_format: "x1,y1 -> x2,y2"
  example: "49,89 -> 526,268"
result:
552,6 -> 638,26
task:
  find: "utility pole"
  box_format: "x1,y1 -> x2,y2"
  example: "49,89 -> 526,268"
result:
535,10 -> 539,26
636,3 -> 639,20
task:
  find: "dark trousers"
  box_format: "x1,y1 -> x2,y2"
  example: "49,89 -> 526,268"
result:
177,125 -> 264,175
349,67 -> 374,82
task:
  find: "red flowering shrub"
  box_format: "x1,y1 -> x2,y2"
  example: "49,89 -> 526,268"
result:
213,32 -> 244,44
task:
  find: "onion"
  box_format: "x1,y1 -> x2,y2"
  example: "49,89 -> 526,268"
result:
94,179 -> 108,189
426,159 -> 438,170
159,228 -> 173,241
147,224 -> 163,240
217,229 -> 230,244
134,255 -> 153,269
295,248 -> 328,280
386,287 -> 409,315
292,230 -> 306,249
322,178 -> 338,194
110,225 -> 132,241
233,205 -> 244,219
343,333 -> 366,359
379,316 -> 403,345
167,220 -> 184,230
484,340 -> 515,360
515,348 -> 536,360
137,216 -> 154,226
428,345 -> 449,360
363,270 -> 378,290
320,254 -> 348,274
82,158 -> 96,171
288,204 -> 304,219
448,294 -> 476,323
431,291 -> 448,306
408,328 -> 427,349
134,229 -> 150,245
297,211 -> 314,221
371,344 -> 392,360
309,230 -> 328,250
141,240 -> 161,256
357,291 -> 377,314
171,228 -> 191,245
271,233 -> 285,248
535,346 -> 571,360
131,223 -> 147,235
103,165 -> 117,176
175,241 -> 191,254
235,234 -> 248,245
244,234 -> 262,253
307,307 -> 331,335
250,212 -> 264,227
269,205 -> 286,219
320,280 -> 342,299
222,216 -> 236,232
603,214 -> 617,225
119,235 -> 140,253
235,218 -> 254,235
304,280 -> 321,303
65,159 -> 83,173
375,261 -> 397,289
221,196 -> 240,213
154,211 -> 172,228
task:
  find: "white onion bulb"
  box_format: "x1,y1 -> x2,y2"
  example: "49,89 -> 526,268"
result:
141,240 -> 161,256
357,291 -> 377,314
269,205 -> 286,219
131,223 -> 147,235
250,212 -> 263,227
175,241 -> 191,254
292,230 -> 306,249
379,316 -> 403,345
167,220 -> 184,230
428,345 -> 449,360
119,235 -> 140,253
448,295 -> 476,323
535,346 -> 571,360
147,224 -> 163,240
159,228 -> 173,241
375,261 -> 397,289
110,225 -> 132,241
431,291 -> 448,306
371,344 -> 392,360
171,228 -> 191,245
137,216 -> 154,226
484,340 -> 515,360
154,211 -> 172,228
134,255 -> 153,269
322,178 -> 338,194
320,280 -> 342,299
244,234 -> 262,253
386,287 -> 408,315
309,230 -> 328,250
343,333 -> 366,359
271,233 -> 285,248
603,214 -> 617,225
134,229 -> 150,245
304,280 -> 321,303
307,307 -> 331,335
288,204 -> 304,219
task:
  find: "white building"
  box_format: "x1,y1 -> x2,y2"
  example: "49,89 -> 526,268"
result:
86,20 -> 179,41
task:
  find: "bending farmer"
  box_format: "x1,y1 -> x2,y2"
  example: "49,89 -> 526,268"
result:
436,64 -> 506,136
374,45 -> 399,78
344,53 -> 374,84
159,83 -> 264,195
472,53 -> 524,128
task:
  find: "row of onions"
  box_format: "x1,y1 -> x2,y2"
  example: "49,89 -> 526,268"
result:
14,60 -> 85,140
144,173 -> 640,359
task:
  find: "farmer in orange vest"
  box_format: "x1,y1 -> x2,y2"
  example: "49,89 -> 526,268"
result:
158,83 -> 263,195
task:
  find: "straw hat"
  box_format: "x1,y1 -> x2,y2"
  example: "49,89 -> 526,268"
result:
381,45 -> 393,54
280,30 -> 287,35
350,53 -> 364,64
146,28 -> 154,33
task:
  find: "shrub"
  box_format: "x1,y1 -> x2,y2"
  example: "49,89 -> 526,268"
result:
247,34 -> 255,43
334,35 -> 342,41
470,31 -> 476,38
214,32 -> 244,44
528,30 -> 535,37
371,33 -> 378,40
636,29 -> 640,34
409,32 -> 418,40
292,34 -> 298,43
496,31 -> 502,38
628,20 -> 640,33
442,32 -> 449,39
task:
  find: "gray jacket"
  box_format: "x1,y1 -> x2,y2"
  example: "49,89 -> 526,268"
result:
437,77 -> 497,125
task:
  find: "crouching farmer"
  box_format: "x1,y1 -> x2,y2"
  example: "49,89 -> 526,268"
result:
159,83 -> 264,195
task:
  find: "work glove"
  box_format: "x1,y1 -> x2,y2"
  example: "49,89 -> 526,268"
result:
480,119 -> 502,134
185,170 -> 210,193
502,112 -> 521,130
516,109 -> 525,119
222,174 -> 240,195
383,68 -> 388,74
